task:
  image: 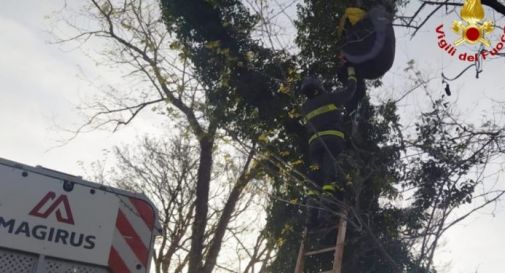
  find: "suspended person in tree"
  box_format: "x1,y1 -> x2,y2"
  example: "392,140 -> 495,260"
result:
329,4 -> 397,145
338,4 -> 396,109
300,66 -> 362,226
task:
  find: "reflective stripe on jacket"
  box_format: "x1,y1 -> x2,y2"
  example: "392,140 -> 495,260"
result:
308,130 -> 345,144
302,102 -> 345,144
301,78 -> 356,146
303,104 -> 338,123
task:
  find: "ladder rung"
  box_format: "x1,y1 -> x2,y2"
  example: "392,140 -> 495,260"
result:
304,246 -> 336,256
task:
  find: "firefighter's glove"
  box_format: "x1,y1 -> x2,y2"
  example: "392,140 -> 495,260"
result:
337,64 -> 359,85
347,66 -> 357,81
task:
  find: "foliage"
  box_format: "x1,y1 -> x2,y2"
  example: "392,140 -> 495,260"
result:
60,0 -> 505,272
160,0 -> 505,272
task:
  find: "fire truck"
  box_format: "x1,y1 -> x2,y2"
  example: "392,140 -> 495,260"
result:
0,157 -> 161,273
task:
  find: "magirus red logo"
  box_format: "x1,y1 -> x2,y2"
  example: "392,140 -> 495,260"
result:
435,0 -> 505,62
29,192 -> 75,225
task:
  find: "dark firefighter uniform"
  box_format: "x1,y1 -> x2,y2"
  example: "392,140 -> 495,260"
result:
297,5 -> 395,227
300,67 -> 358,195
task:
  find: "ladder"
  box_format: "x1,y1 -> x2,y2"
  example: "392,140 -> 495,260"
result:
294,207 -> 349,273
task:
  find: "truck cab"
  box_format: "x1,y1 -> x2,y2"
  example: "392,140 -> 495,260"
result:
0,158 -> 161,273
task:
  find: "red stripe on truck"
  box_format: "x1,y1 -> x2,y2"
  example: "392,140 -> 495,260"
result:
116,210 -> 149,267
109,247 -> 132,273
128,197 -> 155,230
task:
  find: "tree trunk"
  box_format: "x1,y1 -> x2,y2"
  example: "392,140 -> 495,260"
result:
202,163 -> 254,273
188,136 -> 214,273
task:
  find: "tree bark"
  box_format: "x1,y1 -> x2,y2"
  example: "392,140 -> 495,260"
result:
188,135 -> 215,273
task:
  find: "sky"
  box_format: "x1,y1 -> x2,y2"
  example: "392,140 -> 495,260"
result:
1,1 -> 505,273
0,0 -> 167,170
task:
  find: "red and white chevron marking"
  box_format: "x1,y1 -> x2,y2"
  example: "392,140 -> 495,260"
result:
108,196 -> 156,273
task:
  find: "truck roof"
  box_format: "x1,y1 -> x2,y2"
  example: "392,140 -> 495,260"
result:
0,157 -> 161,273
